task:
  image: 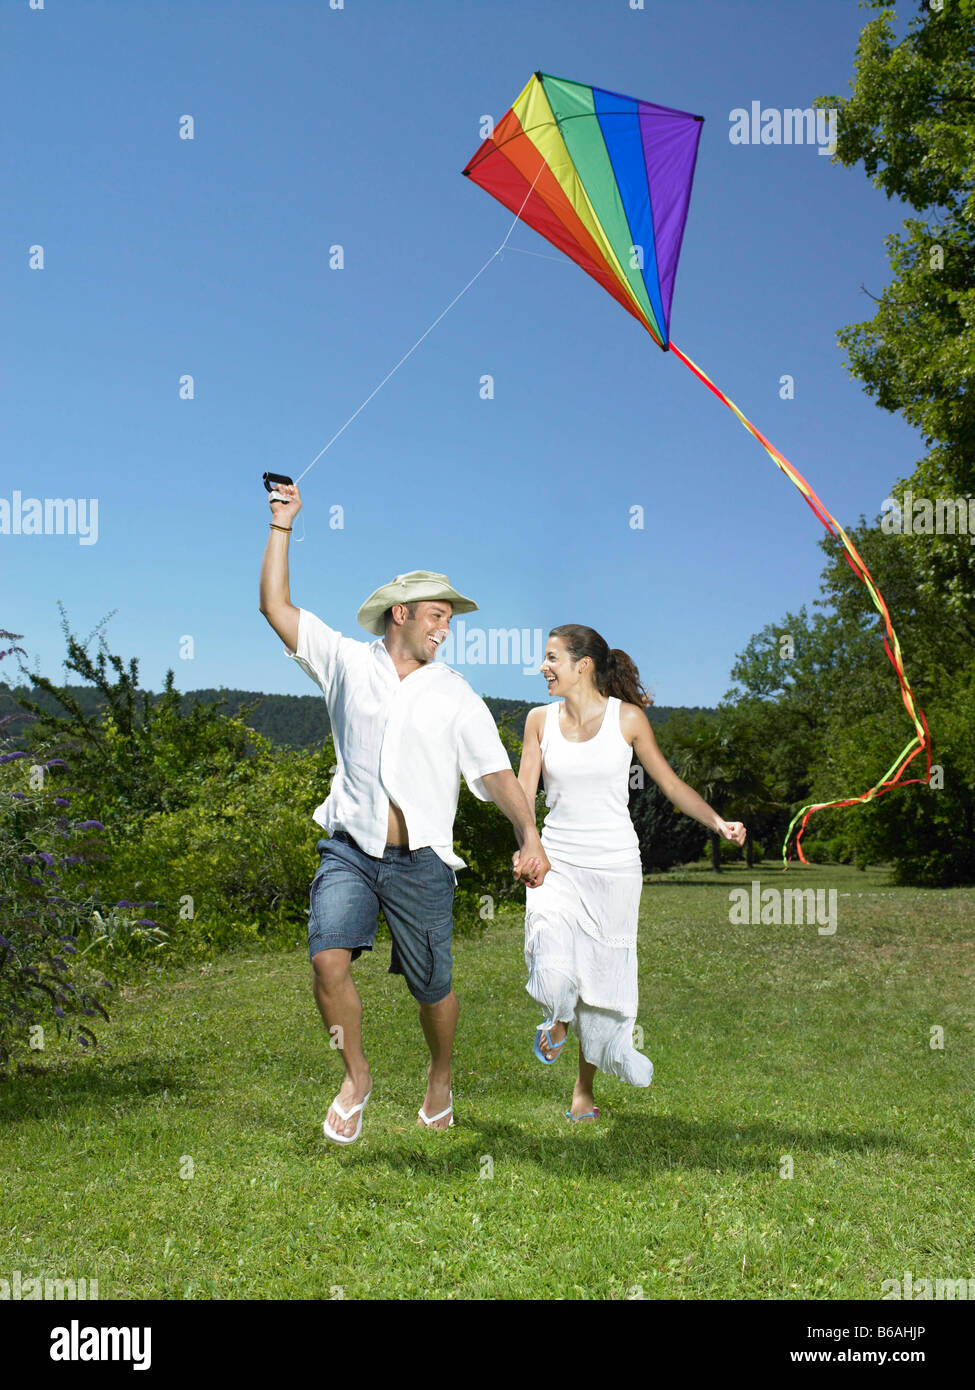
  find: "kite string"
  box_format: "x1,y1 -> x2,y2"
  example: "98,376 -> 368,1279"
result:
292,161 -> 547,489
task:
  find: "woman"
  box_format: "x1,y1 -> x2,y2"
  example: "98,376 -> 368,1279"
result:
513,625 -> 746,1122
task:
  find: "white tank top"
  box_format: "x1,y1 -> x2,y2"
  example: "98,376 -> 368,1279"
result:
539,696 -> 641,869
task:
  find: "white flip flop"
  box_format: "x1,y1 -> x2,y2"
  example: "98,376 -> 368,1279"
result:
418,1089 -> 454,1129
322,1089 -> 372,1145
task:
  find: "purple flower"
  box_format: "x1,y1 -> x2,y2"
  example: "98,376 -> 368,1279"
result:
60,941 -> 77,954
0,935 -> 9,949
9,792 -> 26,800
37,852 -> 55,866
75,820 -> 105,832
136,918 -> 158,928
45,758 -> 68,769
115,900 -> 137,908
79,1036 -> 89,1047
0,751 -> 28,764
60,855 -> 83,867
54,797 -> 70,807
82,1009 -> 98,1017
54,1006 -> 65,1018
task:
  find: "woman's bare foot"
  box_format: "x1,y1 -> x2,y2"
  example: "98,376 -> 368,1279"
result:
538,1020 -> 569,1061
567,1079 -> 598,1121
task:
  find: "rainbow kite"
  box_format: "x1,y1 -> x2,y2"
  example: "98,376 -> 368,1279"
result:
463,71 -> 931,867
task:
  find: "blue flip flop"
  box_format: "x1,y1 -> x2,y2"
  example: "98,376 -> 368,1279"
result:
533,1020 -> 567,1065
565,1106 -> 600,1122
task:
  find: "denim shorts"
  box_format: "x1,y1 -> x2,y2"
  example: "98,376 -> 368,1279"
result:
307,832 -> 457,1005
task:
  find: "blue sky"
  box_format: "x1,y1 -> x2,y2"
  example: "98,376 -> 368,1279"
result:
3,0 -> 920,710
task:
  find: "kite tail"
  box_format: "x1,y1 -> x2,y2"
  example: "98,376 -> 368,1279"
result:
668,341 -> 931,869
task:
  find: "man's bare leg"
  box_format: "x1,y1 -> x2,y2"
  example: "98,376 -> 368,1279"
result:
312,947 -> 373,1139
416,990 -> 458,1129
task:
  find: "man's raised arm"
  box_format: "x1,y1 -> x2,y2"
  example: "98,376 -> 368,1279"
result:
259,481 -> 303,652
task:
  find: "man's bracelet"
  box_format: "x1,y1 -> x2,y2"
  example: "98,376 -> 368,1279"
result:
269,522 -> 292,533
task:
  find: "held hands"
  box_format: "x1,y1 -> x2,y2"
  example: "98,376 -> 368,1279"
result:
269,481 -> 303,520
716,817 -> 747,848
512,840 -> 551,889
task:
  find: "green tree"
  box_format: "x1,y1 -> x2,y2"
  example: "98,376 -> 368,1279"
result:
713,2 -> 975,881
818,0 -> 975,634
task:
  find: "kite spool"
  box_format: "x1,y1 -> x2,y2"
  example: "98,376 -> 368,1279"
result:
263,471 -> 294,506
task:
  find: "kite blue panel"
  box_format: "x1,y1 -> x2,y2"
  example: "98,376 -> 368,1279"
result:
592,84 -> 667,343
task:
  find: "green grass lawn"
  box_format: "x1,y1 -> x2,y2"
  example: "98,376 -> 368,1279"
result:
2,862 -> 973,1300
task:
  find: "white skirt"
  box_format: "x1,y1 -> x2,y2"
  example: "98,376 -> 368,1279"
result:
524,855 -> 653,1088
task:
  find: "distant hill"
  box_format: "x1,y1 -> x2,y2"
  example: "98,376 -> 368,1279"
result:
0,681 -> 717,750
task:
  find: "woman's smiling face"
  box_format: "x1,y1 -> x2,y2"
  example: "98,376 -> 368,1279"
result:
540,633 -> 584,696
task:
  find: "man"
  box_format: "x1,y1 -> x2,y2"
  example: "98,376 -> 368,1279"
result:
259,481 -> 550,1142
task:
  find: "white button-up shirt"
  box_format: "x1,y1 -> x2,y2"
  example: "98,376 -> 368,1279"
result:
284,608 -> 511,869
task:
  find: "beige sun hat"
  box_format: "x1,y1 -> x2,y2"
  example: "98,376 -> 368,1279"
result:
356,570 -> 479,636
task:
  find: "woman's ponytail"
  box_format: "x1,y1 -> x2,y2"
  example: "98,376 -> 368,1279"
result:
604,647 -> 652,708
549,625 -> 653,708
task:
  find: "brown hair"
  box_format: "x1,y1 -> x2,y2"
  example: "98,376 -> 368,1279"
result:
548,624 -> 653,708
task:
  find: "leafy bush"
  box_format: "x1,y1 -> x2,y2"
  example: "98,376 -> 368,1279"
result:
5,613 -> 344,965
798,835 -> 854,865
0,631 -> 121,1070
15,605 -> 265,836
89,746 -> 336,961
794,837 -> 830,865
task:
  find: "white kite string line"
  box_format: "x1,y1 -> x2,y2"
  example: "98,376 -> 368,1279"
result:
292,162 -> 547,489
502,246 -> 566,263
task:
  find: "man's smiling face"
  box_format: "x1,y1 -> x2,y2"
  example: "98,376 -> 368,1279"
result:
400,599 -> 453,663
